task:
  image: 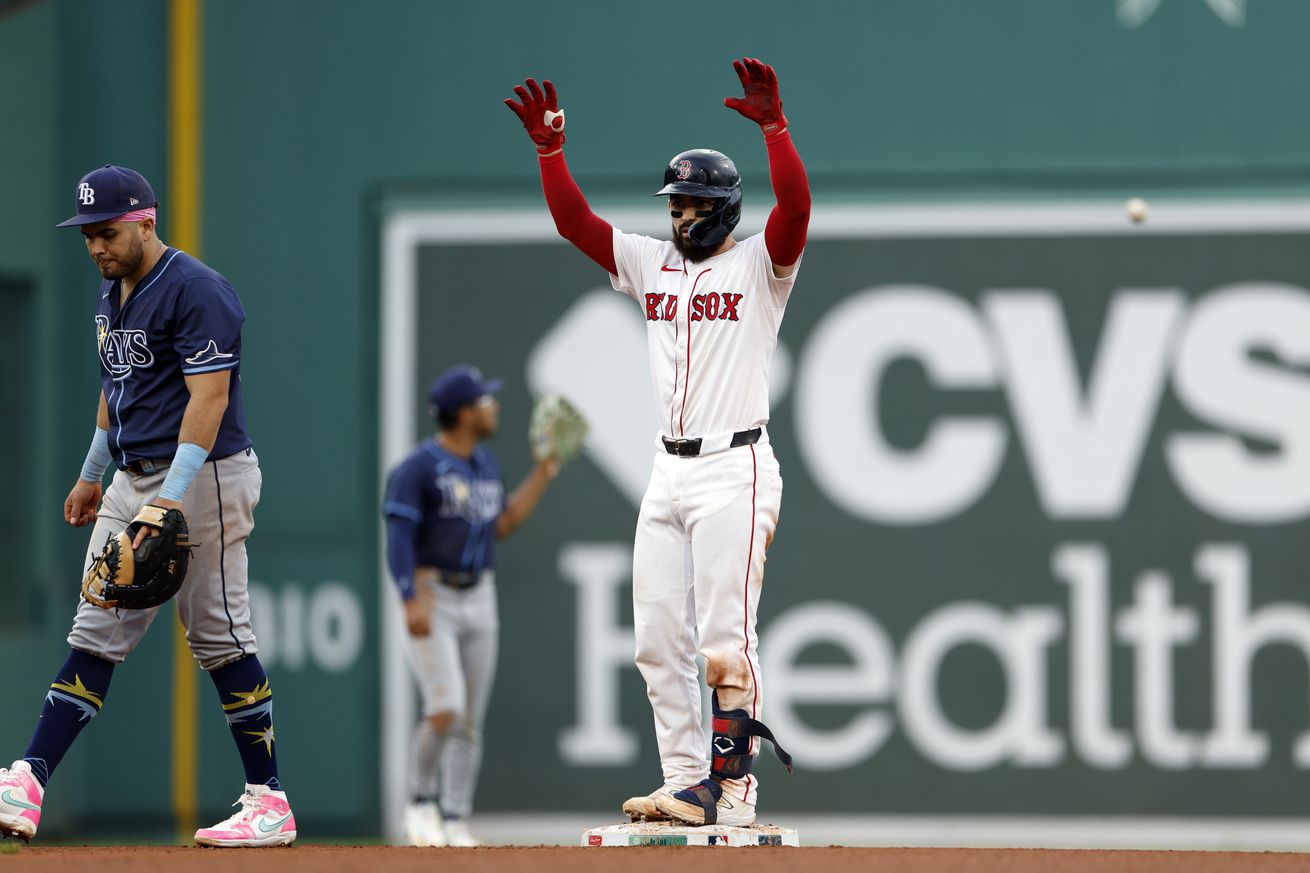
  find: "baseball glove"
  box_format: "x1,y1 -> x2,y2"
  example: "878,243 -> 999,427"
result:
529,394 -> 589,464
82,504 -> 194,610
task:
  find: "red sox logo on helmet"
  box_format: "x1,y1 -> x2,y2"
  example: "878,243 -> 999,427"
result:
676,160 -> 692,180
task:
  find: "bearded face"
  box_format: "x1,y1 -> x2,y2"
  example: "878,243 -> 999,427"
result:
81,220 -> 147,280
669,195 -> 721,263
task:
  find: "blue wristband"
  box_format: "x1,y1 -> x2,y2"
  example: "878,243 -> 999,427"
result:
157,442 -> 209,502
79,428 -> 113,483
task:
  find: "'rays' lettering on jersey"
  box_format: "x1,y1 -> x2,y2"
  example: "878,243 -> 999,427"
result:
93,247 -> 251,468
435,473 -> 503,523
383,441 -> 506,572
96,314 -> 155,377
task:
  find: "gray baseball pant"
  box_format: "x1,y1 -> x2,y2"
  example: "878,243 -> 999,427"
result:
66,449 -> 261,671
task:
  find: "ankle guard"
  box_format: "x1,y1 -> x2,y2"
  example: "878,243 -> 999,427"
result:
675,779 -> 724,825
709,696 -> 794,781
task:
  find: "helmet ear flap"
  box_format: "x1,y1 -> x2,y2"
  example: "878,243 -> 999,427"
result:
722,187 -> 742,233
688,187 -> 742,249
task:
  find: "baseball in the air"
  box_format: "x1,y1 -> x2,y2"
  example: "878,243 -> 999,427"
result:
1125,197 -> 1149,224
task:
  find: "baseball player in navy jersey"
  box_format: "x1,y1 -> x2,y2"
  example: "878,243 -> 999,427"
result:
505,58 -> 810,826
384,365 -> 561,847
0,165 -> 295,848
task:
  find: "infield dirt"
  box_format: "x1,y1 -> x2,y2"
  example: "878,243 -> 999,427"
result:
1,846 -> 1309,872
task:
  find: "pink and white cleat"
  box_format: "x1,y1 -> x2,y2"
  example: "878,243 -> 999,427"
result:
195,784 -> 296,848
0,761 -> 44,842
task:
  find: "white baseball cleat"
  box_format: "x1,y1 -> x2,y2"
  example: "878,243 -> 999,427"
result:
655,778 -> 756,827
0,761 -> 43,842
194,784 -> 296,847
403,801 -> 447,847
621,784 -> 684,821
443,818 -> 481,847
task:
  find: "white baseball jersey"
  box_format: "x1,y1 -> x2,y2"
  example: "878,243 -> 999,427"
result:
610,230 -> 800,445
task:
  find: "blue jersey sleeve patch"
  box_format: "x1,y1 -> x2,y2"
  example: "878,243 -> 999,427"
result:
175,278 -> 244,374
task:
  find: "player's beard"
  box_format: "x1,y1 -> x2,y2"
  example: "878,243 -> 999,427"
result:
98,234 -> 145,279
672,222 -> 717,263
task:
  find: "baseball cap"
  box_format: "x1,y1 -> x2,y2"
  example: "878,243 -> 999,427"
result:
428,365 -> 503,416
56,165 -> 157,228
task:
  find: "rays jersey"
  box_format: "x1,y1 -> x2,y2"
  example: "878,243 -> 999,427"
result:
609,230 -> 801,441
383,440 -> 506,573
95,247 -> 251,468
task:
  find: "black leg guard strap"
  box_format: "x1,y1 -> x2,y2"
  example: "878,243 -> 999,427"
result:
711,708 -> 794,779
687,780 -> 721,825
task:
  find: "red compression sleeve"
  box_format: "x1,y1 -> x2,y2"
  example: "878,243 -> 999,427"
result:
539,151 -> 617,275
762,129 -> 811,269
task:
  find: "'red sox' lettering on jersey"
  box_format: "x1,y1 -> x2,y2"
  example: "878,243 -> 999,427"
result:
644,293 -> 679,322
691,292 -> 743,322
613,233 -> 795,439
644,292 -> 745,323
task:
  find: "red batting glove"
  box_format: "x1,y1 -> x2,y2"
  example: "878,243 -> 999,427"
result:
723,57 -> 787,135
504,78 -> 566,155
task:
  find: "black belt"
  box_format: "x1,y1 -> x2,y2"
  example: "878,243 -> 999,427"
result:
123,446 -> 253,476
125,458 -> 170,475
437,570 -> 484,590
662,427 -> 761,458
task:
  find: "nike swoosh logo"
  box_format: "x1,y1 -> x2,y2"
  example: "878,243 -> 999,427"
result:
258,813 -> 291,833
661,265 -> 681,272
1,789 -> 39,812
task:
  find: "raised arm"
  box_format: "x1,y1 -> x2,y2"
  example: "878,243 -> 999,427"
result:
724,58 -> 811,278
505,78 -> 617,274
496,459 -> 558,539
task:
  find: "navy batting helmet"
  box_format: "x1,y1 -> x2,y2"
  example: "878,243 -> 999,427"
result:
654,149 -> 742,249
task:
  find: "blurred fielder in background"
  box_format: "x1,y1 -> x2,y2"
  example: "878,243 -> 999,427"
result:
383,365 -> 582,846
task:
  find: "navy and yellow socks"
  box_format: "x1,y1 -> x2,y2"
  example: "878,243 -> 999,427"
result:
23,649 -> 115,786
209,655 -> 281,791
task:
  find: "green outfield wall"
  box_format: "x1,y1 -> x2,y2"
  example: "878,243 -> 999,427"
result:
388,203 -> 1310,821
1,0 -> 1308,841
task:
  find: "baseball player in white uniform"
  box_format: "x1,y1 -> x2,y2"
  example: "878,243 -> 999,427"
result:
505,57 -> 811,826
